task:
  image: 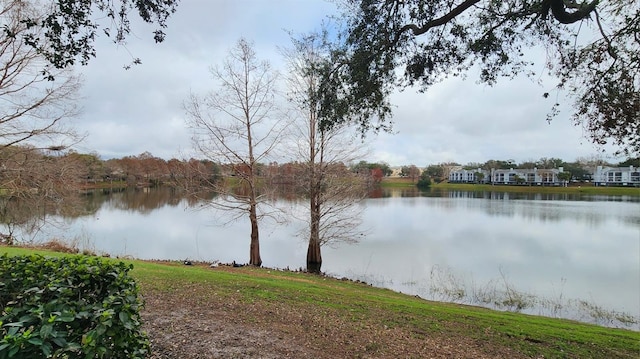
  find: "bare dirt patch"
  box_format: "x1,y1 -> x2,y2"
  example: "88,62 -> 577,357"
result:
140,280 -> 528,359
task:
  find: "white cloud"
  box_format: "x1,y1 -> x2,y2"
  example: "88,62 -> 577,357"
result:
71,0 -> 624,166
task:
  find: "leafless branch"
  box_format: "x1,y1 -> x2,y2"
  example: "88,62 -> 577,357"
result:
183,38 -> 284,266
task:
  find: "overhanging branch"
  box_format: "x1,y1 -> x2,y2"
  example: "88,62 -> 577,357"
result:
547,0 -> 599,24
400,0 -> 481,36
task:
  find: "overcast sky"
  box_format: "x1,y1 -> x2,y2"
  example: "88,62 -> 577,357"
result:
69,0 -> 625,167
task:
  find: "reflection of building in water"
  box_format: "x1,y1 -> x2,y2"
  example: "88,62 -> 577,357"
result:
444,190 -> 581,202
449,167 -> 566,186
593,166 -> 640,187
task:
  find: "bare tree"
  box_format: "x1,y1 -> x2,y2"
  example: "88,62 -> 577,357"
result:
401,165 -> 421,183
283,32 -> 368,274
0,146 -> 87,243
184,38 -> 283,267
0,1 -> 84,243
0,0 -> 82,149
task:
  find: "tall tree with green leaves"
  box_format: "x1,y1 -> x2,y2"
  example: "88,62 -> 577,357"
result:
283,32 -> 368,274
558,170 -> 572,185
332,0 -> 639,155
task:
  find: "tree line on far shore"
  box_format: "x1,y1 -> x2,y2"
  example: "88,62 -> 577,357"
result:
3,146 -> 637,191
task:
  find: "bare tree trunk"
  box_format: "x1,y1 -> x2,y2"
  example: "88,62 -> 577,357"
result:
306,238 -> 322,273
306,192 -> 322,273
249,202 -> 262,266
306,106 -> 322,273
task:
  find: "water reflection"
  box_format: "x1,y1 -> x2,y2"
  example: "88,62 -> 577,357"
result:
383,186 -> 640,203
4,186 -> 639,329
332,189 -> 640,329
83,188 -> 197,214
380,188 -> 639,227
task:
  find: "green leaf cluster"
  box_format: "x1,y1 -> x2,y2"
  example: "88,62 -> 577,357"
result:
0,254 -> 149,358
338,0 -> 639,156
416,172 -> 432,188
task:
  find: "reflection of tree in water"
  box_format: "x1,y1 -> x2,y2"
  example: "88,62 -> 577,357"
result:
1,187 -> 221,241
0,193 -> 92,243
622,215 -> 640,227
394,189 -> 637,227
374,188 -> 428,198
468,198 -> 610,225
0,148 -> 91,243
90,187 -> 637,229
87,187 -> 217,214
0,196 -> 45,241
7,186 -> 636,241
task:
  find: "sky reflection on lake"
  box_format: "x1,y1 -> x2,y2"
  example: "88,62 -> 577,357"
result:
14,187 -> 640,328
324,195 -> 639,326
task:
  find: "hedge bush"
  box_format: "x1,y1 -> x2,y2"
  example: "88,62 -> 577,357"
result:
0,254 -> 149,358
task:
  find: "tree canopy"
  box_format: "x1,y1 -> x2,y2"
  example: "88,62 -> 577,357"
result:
332,0 -> 639,155
3,0 -> 179,72
0,0 -> 82,149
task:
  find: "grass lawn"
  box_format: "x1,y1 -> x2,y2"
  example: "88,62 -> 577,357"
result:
381,178 -> 640,196
2,246 -> 638,358
380,177 -> 418,187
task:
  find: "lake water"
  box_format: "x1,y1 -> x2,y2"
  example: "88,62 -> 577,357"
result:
11,187 -> 640,329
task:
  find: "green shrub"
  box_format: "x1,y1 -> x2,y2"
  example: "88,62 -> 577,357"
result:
0,254 -> 149,358
416,172 -> 432,188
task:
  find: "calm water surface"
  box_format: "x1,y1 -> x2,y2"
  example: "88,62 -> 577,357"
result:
15,187 -> 640,328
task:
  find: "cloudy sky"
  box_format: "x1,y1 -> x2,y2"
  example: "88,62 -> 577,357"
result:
69,0 -> 624,167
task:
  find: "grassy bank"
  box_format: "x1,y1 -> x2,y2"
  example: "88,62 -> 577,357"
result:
433,182 -> 640,196
379,177 -> 418,187
381,178 -> 640,196
2,246 -> 638,358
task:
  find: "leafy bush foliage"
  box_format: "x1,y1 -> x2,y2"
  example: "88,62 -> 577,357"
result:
416,172 -> 431,189
0,254 -> 149,358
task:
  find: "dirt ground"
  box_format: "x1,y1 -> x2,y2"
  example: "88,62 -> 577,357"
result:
140,282 -> 530,359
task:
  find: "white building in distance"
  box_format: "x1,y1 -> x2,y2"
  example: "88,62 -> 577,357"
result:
449,167 -> 566,186
593,166 -> 640,187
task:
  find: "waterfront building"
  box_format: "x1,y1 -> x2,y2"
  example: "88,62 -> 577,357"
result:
593,166 -> 640,186
449,167 -> 565,185
448,168 -> 490,183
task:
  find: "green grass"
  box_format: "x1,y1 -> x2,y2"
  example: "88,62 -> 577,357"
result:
380,178 -> 640,196
379,177 -> 418,187
432,182 -> 640,196
2,246 -> 639,358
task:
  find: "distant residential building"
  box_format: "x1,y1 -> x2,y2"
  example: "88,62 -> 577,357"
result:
593,166 -> 640,187
449,167 -> 566,185
389,167 -> 403,177
491,167 -> 565,185
448,168 -> 489,183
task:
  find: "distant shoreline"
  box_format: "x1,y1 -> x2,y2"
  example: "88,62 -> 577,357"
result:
381,178 -> 640,196
78,178 -> 640,197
